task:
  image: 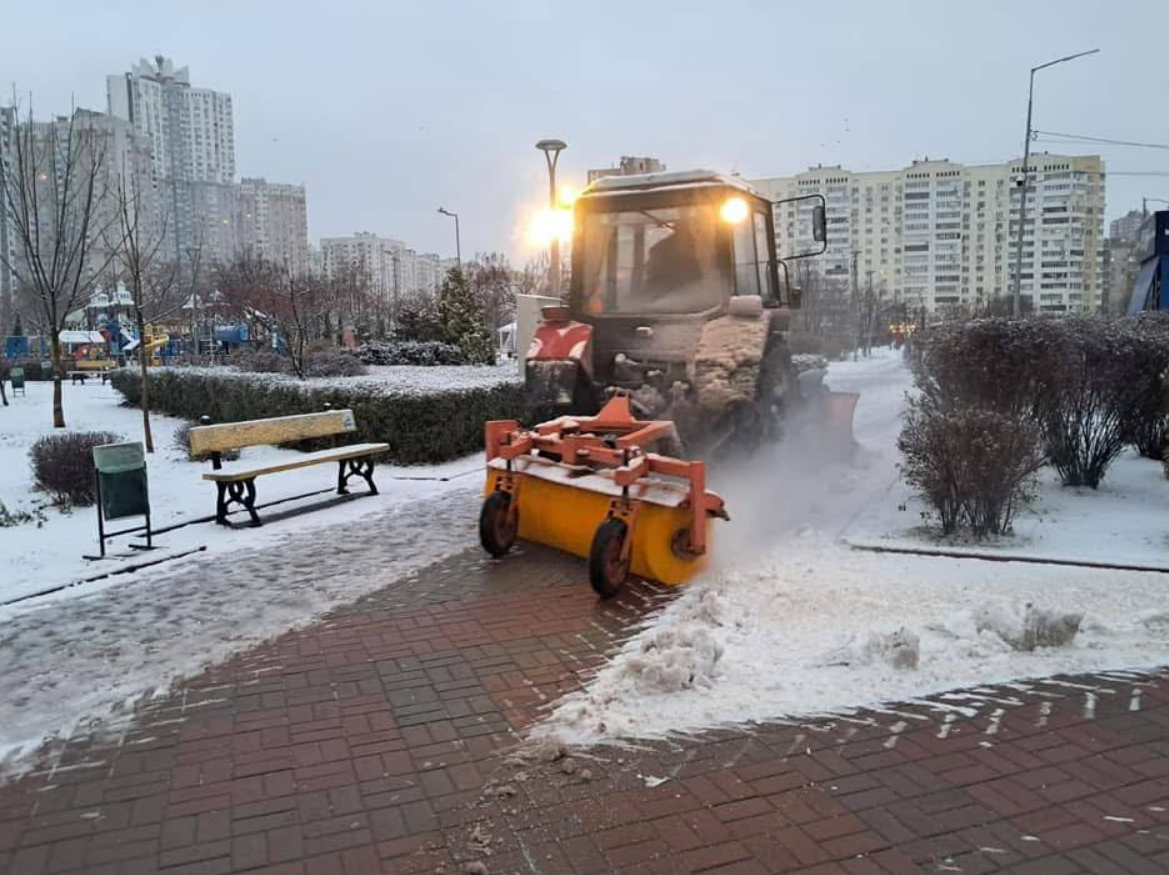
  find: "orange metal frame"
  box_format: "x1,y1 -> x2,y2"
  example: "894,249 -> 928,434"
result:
485,395 -> 727,556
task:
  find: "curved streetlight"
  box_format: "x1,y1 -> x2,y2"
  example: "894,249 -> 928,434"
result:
437,207 -> 461,268
1011,48 -> 1100,317
536,139 -> 568,295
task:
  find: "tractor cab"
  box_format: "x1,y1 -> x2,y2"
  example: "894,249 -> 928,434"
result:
571,170 -> 793,322
526,169 -> 826,434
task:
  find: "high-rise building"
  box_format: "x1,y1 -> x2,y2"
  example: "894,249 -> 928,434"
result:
239,178 -> 309,272
321,234 -> 452,328
1110,210 -> 1144,243
750,154 -> 1105,313
321,233 -> 400,301
1,108 -> 156,321
107,56 -> 236,264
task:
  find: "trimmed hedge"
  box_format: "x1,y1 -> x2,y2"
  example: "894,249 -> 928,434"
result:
356,340 -> 466,366
110,368 -> 525,465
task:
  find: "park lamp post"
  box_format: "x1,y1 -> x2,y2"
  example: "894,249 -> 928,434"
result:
536,138 -> 567,296
1011,48 -> 1099,318
437,207 -> 461,269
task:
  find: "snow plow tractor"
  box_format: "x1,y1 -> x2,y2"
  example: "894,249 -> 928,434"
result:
478,170 -> 849,597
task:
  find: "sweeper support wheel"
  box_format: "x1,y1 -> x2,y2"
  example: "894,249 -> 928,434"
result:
479,490 -> 518,557
589,517 -> 631,598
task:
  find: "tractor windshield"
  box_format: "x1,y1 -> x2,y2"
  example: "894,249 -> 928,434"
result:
578,202 -> 731,315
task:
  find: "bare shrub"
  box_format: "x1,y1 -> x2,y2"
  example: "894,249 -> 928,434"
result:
29,431 -> 122,507
232,348 -> 290,374
1043,317 -> 1169,488
304,349 -> 367,377
172,421 -> 240,463
899,407 -> 1045,537
1127,313 -> 1169,459
908,318 -> 1064,421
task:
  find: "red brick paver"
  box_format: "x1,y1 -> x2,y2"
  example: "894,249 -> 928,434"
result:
2,544 -> 1168,874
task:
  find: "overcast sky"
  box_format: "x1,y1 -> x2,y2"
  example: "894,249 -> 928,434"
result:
4,0 -> 1166,262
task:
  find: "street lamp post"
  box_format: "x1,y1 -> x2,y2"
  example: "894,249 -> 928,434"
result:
437,207 -> 461,268
1011,48 -> 1099,318
536,138 -> 567,296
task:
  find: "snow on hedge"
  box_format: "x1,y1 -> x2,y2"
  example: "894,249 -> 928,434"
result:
138,364 -> 520,397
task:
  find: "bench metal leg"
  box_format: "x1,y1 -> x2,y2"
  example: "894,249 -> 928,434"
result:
215,482 -> 229,525
337,458 -> 378,496
217,479 -> 263,527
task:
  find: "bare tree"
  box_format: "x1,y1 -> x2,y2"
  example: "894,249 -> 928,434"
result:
218,253 -> 337,379
108,171 -> 187,452
466,252 -> 516,332
0,103 -> 118,427
516,252 -> 550,298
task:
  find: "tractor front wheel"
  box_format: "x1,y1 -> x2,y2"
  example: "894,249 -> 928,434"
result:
479,490 -> 518,557
589,518 -> 631,599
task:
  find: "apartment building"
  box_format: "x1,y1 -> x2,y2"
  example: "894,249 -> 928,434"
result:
239,178 -> 309,272
750,154 -> 1105,313
321,234 -> 454,327
107,56 -> 236,263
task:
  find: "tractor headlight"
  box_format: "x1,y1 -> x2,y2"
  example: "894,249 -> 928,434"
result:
720,196 -> 749,224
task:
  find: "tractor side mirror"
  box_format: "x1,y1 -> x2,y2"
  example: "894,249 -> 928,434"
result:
812,205 -> 827,243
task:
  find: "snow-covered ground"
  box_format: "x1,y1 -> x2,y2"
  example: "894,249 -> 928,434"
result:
540,347 -> 1169,745
850,449 -> 1169,570
0,379 -> 478,604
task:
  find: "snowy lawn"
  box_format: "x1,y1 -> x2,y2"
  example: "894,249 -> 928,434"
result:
539,347 -> 1169,745
0,379 -> 479,604
850,449 -> 1169,570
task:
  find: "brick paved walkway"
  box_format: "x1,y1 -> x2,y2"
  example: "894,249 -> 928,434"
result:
2,545 -> 1169,875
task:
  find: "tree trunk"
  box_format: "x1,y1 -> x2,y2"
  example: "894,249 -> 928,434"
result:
136,311 -> 155,452
1,377 -> 7,406
50,336 -> 66,428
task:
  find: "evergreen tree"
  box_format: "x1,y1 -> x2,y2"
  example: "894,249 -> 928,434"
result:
437,267 -> 494,364
395,297 -> 444,342
11,313 -> 23,337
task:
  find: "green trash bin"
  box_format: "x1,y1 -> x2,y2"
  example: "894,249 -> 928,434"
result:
89,441 -> 153,558
10,367 -> 25,396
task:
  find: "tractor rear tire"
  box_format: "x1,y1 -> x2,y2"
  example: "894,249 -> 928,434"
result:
589,518 -> 631,599
479,491 -> 517,558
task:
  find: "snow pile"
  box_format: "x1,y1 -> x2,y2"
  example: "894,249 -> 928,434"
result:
971,603 -> 1083,651
823,627 -> 921,670
620,624 -> 724,694
540,533 -> 1169,745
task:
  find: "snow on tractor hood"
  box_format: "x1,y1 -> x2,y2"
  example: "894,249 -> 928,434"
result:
583,169 -> 766,200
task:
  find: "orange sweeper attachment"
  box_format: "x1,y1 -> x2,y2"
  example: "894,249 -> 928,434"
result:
479,394 -> 729,598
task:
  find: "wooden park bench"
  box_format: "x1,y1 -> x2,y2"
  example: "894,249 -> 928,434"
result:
188,408 -> 389,527
69,361 -> 114,385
